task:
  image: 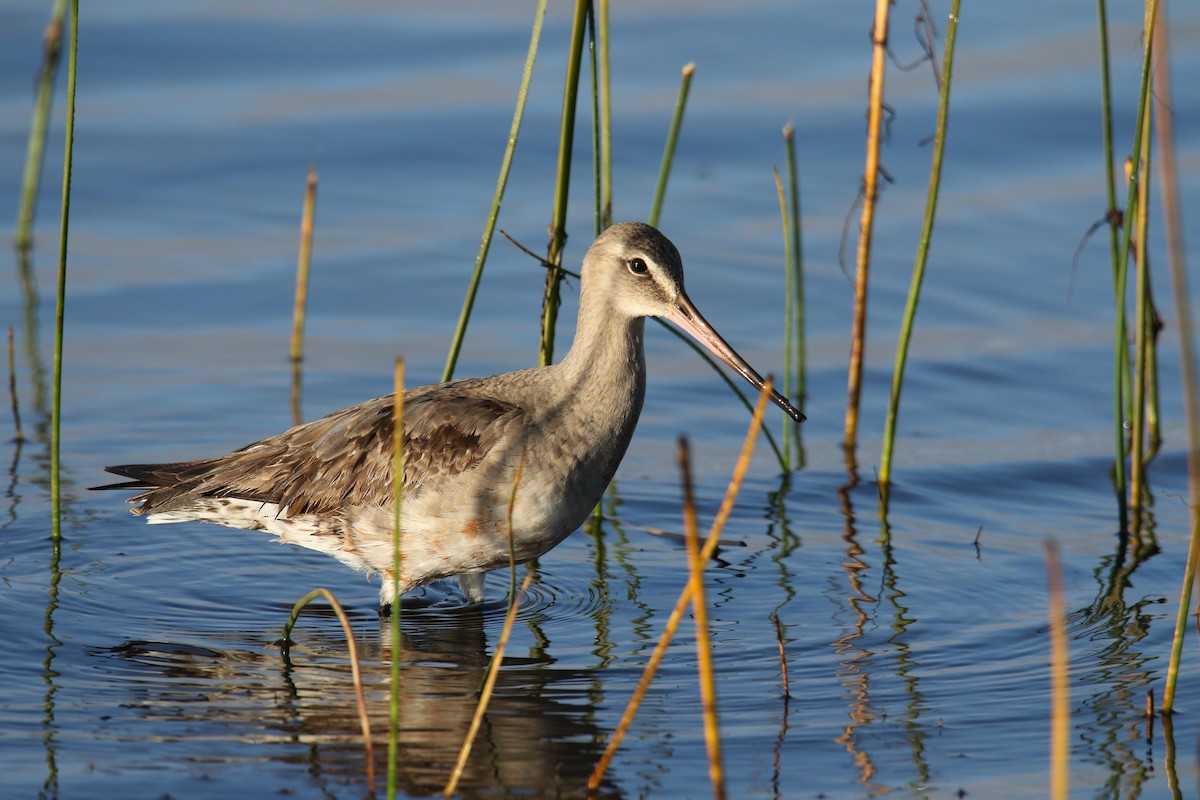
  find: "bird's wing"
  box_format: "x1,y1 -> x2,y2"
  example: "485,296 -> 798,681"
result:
102,389 -> 526,516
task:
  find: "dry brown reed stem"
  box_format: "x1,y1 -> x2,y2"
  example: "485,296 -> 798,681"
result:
1045,541 -> 1069,800
843,0 -> 892,450
290,165 -> 317,365
587,380 -> 773,791
1153,2 -> 1200,719
279,588 -> 374,793
443,570 -> 535,798
7,327 -> 22,443
678,438 -> 726,800
387,357 -> 405,797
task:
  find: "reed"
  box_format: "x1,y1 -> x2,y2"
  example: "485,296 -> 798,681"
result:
8,327 -> 23,443
1045,541 -> 1069,800
1128,130 -> 1151,519
1155,0 -> 1199,715
878,0 -> 960,507
597,0 -> 613,229
648,63 -> 695,229
50,0 -> 78,543
587,380 -> 772,790
289,165 -> 317,366
586,3 -> 602,237
387,356 -> 405,798
843,0 -> 892,451
1108,1 -> 1159,535
443,571 -> 535,798
15,0 -> 68,252
677,437 -> 726,799
537,0 -> 589,368
441,0 -> 547,383
780,124 -> 806,469
278,588 -> 375,793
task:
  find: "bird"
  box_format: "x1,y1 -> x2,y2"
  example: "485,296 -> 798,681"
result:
98,222 -> 804,609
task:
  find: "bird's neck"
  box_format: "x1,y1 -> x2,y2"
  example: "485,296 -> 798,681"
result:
556,299 -> 647,423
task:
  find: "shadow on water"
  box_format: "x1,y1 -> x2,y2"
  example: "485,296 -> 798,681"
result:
99,606 -> 622,799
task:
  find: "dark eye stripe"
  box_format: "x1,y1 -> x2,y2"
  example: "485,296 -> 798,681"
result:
627,258 -> 649,275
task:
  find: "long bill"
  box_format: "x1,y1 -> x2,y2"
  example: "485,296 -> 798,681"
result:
666,292 -> 806,423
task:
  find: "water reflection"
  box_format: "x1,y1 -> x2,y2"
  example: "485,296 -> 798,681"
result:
830,473 -> 884,794
101,612 -> 622,799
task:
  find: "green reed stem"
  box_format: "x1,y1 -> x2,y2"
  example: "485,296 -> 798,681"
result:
1095,0 -> 1133,427
878,0 -> 959,508
586,2 -> 602,238
1129,109 -> 1152,519
648,63 -> 694,229
773,169 -> 793,470
442,0 -> 547,383
50,0 -> 77,544
783,124 -> 806,468
538,0 -> 589,368
16,0 -> 68,252
598,0 -> 613,229
1110,0 -> 1158,537
278,588 -> 375,792
388,357 -> 405,798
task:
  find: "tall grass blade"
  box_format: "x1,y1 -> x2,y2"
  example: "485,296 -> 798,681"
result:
844,0 -> 892,451
15,0 -> 68,252
50,0 -> 78,544
538,0 -> 590,367
878,0 -> 959,507
588,380 -> 772,790
278,588 -> 375,793
442,0 -> 548,382
648,63 -> 694,229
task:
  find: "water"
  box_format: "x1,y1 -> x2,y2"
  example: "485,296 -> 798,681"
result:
3,1 -> 1200,797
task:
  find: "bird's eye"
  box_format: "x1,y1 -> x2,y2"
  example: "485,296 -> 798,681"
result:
627,258 -> 649,276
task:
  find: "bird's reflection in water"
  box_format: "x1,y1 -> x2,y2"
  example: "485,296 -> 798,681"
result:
104,601 -> 622,799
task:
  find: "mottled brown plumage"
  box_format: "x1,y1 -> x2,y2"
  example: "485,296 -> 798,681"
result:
99,223 -> 803,606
